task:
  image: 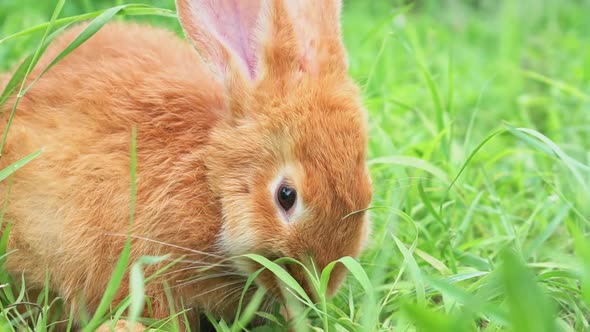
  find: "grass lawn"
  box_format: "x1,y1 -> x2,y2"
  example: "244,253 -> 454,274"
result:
1,0 -> 589,331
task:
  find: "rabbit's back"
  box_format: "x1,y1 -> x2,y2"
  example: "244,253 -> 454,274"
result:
0,22 -> 225,307
1,21 -> 225,168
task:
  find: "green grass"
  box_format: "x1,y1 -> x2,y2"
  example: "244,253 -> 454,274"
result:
1,0 -> 589,331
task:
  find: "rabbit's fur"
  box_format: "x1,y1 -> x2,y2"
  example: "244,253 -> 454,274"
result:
1,0 -> 372,327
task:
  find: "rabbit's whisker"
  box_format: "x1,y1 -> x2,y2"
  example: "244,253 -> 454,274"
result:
177,269 -> 245,283
153,265 -> 226,280
190,280 -> 246,301
105,233 -> 226,259
261,297 -> 277,320
210,285 -> 254,313
174,257 -> 235,267
159,257 -> 234,270
170,272 -> 245,290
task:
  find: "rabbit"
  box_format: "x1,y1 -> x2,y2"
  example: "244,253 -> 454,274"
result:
0,0 -> 372,329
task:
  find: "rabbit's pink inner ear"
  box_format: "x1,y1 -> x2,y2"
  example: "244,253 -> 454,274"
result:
283,0 -> 346,75
299,39 -> 319,75
177,0 -> 263,79
284,2 -> 320,75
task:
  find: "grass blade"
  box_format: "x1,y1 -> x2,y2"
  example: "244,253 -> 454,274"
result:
82,127 -> 137,332
0,151 -> 41,182
0,5 -> 176,45
500,250 -> 557,332
242,254 -> 313,305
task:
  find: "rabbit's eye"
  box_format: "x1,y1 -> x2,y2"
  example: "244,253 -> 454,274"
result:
277,184 -> 297,212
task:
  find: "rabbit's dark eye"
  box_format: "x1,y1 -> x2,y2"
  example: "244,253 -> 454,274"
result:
277,184 -> 297,212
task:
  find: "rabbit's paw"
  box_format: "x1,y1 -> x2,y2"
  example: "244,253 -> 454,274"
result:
96,320 -> 146,332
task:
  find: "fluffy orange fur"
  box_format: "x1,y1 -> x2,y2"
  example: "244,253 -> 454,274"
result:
0,0 -> 372,328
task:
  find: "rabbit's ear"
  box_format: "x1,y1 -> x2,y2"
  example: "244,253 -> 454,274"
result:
261,0 -> 348,77
176,0 -> 264,80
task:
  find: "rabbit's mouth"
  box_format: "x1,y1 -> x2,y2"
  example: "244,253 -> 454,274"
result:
224,252 -> 319,323
246,257 -> 318,305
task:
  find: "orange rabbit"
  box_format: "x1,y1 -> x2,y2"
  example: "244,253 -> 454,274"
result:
0,0 -> 372,328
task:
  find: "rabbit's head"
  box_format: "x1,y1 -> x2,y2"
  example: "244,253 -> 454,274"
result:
177,0 -> 372,298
